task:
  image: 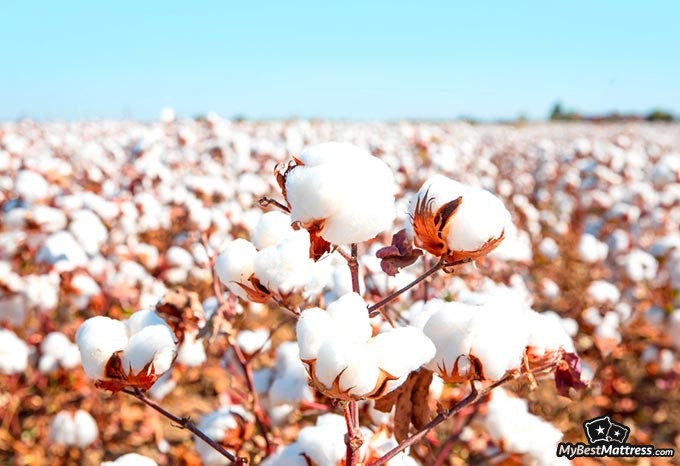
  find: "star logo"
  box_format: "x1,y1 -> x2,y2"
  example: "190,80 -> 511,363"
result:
596,426 -> 605,435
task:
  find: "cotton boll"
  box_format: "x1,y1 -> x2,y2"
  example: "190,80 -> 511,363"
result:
39,332 -> 81,372
31,205 -> 68,232
254,230 -> 317,296
251,211 -> 296,249
578,233 -> 608,263
122,324 -> 176,376
540,278 -> 560,299
215,239 -> 257,300
314,336 -> 361,389
126,310 -> 174,338
15,170 -> 49,202
50,410 -> 98,448
76,316 -> 128,380
148,371 -> 177,400
195,407 -> 252,466
235,329 -> 271,355
0,329 -> 29,374
295,414 -> 348,466
296,307 -> 334,360
338,345 -> 381,396
101,453 -> 158,466
284,142 -> 397,245
176,331 -> 206,366
260,443 -> 308,466
368,326 -> 435,379
621,249 -> 658,282
587,280 -> 620,304
538,238 -> 560,260
36,231 -> 88,271
423,303 -> 476,377
526,311 -> 575,355
471,307 -> 528,380
326,292 -> 372,344
69,209 -> 108,255
166,246 -> 194,269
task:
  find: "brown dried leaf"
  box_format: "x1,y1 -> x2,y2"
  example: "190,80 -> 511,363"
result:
410,369 -> 433,429
376,229 -> 424,276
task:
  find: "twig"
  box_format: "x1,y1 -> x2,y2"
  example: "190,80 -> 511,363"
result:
368,373 -> 517,466
368,258 -> 471,317
257,197 -> 290,213
122,388 -> 248,465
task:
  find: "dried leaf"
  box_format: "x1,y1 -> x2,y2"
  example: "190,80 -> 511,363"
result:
376,229 -> 424,276
410,369 -> 433,429
555,352 -> 588,397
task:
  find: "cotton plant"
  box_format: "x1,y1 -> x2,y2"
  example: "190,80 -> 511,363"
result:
49,409 -> 99,449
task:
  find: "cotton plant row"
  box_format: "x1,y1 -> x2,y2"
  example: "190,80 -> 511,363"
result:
3,118 -> 680,464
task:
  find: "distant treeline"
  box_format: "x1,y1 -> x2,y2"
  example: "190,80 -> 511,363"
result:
549,103 -> 675,122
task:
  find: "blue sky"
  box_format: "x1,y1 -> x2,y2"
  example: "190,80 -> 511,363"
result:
2,1 -> 679,121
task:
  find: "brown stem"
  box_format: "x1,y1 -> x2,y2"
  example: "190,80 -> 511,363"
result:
232,343 -> 274,455
123,388 -> 247,465
257,197 -> 291,213
368,373 -> 517,466
349,244 -> 360,294
368,258 -> 471,317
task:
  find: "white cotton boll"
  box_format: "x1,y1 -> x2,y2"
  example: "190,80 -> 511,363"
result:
587,280 -> 620,304
101,453 -> 158,466
164,267 -> 188,284
195,407 -> 251,466
260,444 -> 307,466
39,332 -> 81,372
296,307 -> 334,360
148,371 -> 177,400
235,329 -> 271,355
338,345 -> 381,396
659,349 -> 675,372
122,324 -> 176,376
621,249 -> 658,282
296,414 -> 348,466
403,298 -> 446,330
326,292 -> 372,344
471,307 -> 528,380
214,239 -> 257,300
50,410 -> 98,448
314,336 -> 360,389
177,331 -> 206,367
489,223 -> 532,262
15,170 -> 49,201
254,230 -> 317,295
526,311 -> 575,355
540,278 -> 560,299
368,326 -> 435,379
125,310 -> 174,339
36,231 -> 88,271
69,209 -> 108,255
75,316 -> 128,380
578,233 -> 608,263
0,329 -> 29,374
70,273 -> 101,297
285,142 -> 397,245
582,307 -> 603,326
251,211 -> 296,249
423,303 -> 476,376
31,205 -> 68,232
134,243 -> 160,270
270,376 -> 314,406
444,187 -> 511,253
166,246 -> 194,269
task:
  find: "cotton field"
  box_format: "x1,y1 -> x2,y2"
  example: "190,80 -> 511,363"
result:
1,116 -> 679,465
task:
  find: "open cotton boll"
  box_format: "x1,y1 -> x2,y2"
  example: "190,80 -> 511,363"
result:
338,346 -> 381,396
194,406 -> 253,466
423,303 -> 476,378
166,246 -> 194,269
260,443 -> 307,466
251,211 -> 296,249
0,329 -> 29,374
39,332 -> 81,372
49,410 -> 98,448
69,209 -> 108,256
125,310 -> 175,339
36,231 -> 88,271
587,280 -> 620,304
148,371 -> 176,400
326,292 -> 372,344
75,316 -> 128,380
296,307 -> 334,360
578,233 -> 608,263
314,336 -> 361,389
283,142 -> 397,245
122,325 -> 176,376
101,453 -> 158,466
526,311 -> 575,355
235,329 -> 271,355
368,326 -> 435,379
15,169 -> 49,202
176,331 -> 206,366
538,237 -> 560,260
254,230 -> 317,295
215,239 -> 257,301
295,414 -> 349,466
621,249 -> 658,282
483,389 -> 565,466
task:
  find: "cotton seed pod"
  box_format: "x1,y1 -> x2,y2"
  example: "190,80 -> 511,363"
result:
296,292 -> 435,400
410,175 -> 510,262
276,142 -> 397,253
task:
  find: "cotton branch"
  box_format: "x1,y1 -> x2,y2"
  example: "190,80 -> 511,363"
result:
122,388 -> 248,465
368,257 -> 471,317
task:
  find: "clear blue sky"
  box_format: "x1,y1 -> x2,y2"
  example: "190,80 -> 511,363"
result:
2,1 -> 679,121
